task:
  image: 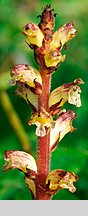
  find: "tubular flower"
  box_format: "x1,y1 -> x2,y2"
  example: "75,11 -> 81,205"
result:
15,84 -> 38,112
28,109 -> 54,137
22,22 -> 44,48
49,78 -> 84,114
45,50 -> 65,67
10,64 -> 42,95
3,150 -> 37,199
50,22 -> 76,50
50,110 -> 76,152
45,169 -> 78,194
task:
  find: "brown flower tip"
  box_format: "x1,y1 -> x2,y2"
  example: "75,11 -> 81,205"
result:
39,4 -> 55,42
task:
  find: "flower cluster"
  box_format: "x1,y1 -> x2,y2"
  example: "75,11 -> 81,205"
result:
3,5 -> 84,199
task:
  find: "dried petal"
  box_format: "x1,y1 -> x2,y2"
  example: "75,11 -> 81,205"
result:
11,64 -> 42,95
50,22 -> 76,50
3,150 -> 37,174
22,22 -> 44,47
46,169 -> 78,194
50,110 -> 76,152
25,176 -> 36,199
49,78 -> 84,113
15,85 -> 38,112
28,109 -> 54,137
45,50 -> 65,67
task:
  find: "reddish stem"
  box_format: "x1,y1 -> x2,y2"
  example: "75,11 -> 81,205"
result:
36,67 -> 51,200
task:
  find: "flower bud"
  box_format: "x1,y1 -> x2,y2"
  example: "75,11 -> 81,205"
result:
39,4 -> 55,32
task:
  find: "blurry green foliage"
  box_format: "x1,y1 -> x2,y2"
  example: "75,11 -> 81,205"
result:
0,0 -> 88,200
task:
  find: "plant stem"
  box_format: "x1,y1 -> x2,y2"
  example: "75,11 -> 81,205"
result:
36,67 -> 51,200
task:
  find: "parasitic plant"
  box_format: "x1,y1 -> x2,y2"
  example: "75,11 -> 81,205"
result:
3,5 -> 84,200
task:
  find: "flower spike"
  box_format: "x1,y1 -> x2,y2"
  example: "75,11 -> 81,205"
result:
45,169 -> 78,194
3,4 -> 84,200
10,64 -> 42,95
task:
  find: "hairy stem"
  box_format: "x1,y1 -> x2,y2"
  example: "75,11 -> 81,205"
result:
36,67 -> 51,200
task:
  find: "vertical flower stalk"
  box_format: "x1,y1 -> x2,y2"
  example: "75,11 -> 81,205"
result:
3,4 -> 84,200
36,68 -> 51,199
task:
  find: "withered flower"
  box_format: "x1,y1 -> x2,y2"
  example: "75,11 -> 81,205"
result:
46,169 -> 78,194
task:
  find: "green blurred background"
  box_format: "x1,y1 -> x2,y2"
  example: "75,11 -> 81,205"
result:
0,0 -> 88,200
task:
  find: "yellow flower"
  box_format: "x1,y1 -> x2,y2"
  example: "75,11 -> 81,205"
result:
28,109 -> 54,137
49,78 -> 84,114
46,169 -> 78,194
45,50 -> 65,67
50,22 -> 76,50
10,64 -> 42,95
22,22 -> 44,47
